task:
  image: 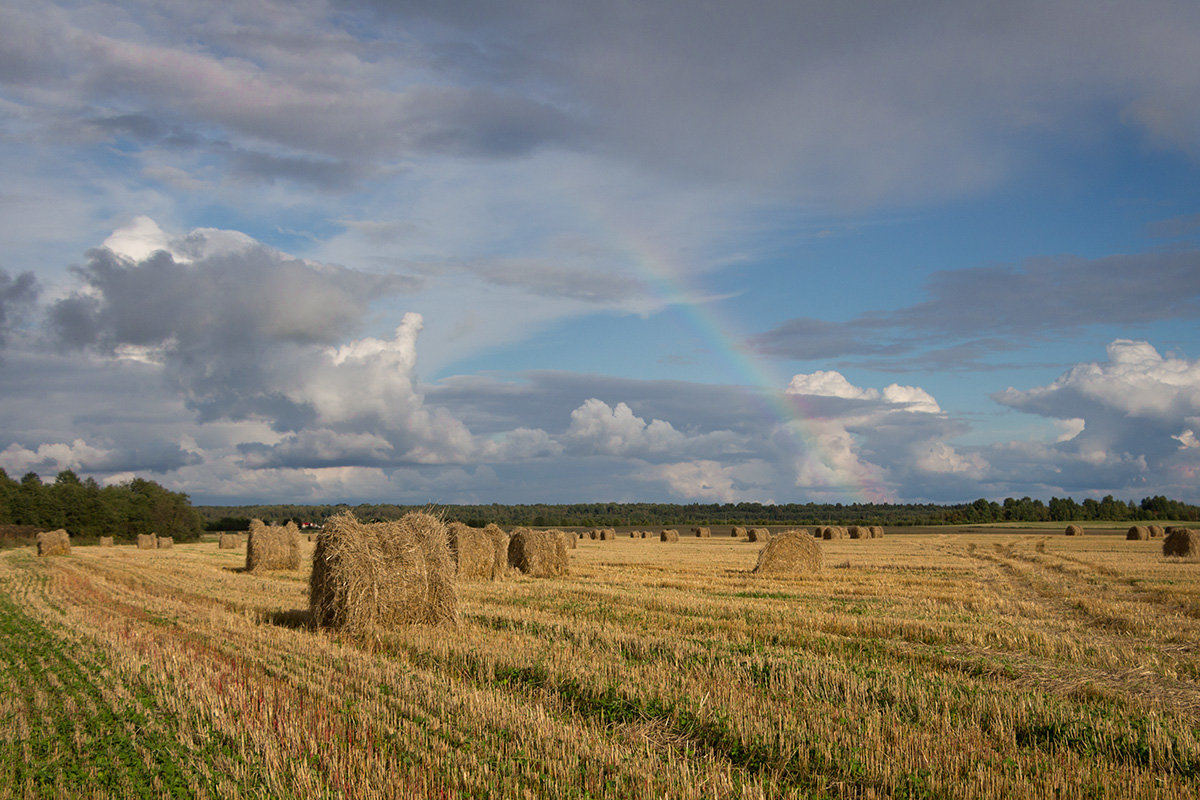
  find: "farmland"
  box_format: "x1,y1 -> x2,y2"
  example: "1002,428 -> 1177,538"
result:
2,528 -> 1199,799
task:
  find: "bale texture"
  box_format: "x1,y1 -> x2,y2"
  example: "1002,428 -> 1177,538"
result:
98,536 -> 114,547
482,524 -> 510,577
218,533 -> 241,549
752,530 -> 823,575
848,526 -> 867,539
137,533 -> 156,549
747,528 -> 771,543
1163,528 -> 1199,559
36,529 -> 70,557
507,528 -> 569,577
1064,524 -> 1085,536
733,526 -> 747,538
599,528 -> 615,541
640,531 -> 648,538
692,527 -> 711,538
589,530 -> 598,540
1127,526 -> 1150,541
157,536 -> 174,549
660,529 -> 680,542
310,512 -> 457,631
246,519 -> 301,572
871,526 -> 885,538
447,522 -> 496,580
1149,525 -> 1165,538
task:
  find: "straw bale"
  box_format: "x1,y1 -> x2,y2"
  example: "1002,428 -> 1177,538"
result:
218,533 -> 241,549
1064,524 -> 1085,536
752,529 -> 823,575
599,528 -> 615,541
692,527 -> 711,538
137,533 -> 157,549
747,528 -> 771,542
482,524 -> 510,577
446,522 -> 496,580
589,530 -> 598,540
1126,526 -> 1150,541
871,526 -> 885,538
1162,528 -> 1199,559
157,536 -> 174,549
660,529 -> 680,542
848,526 -> 867,539
36,529 -> 70,557
98,536 -> 114,547
246,519 -> 301,572
640,530 -> 648,538
1148,525 -> 1165,538
733,526 -> 747,538
310,511 -> 457,631
507,528 -> 569,577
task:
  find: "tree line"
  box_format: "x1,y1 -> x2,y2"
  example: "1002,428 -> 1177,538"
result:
196,495 -> 1200,530
0,469 -> 204,545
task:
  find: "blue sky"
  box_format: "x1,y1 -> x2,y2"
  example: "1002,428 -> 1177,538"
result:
2,0 -> 1199,505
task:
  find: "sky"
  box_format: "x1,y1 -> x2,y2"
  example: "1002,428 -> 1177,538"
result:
1,0 -> 1199,506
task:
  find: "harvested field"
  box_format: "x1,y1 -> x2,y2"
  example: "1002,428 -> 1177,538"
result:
218,533 -> 241,549
3,528 -> 1200,799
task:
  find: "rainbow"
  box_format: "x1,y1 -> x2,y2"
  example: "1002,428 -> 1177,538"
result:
600,221 -> 884,504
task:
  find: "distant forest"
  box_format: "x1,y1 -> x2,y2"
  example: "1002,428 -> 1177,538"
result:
0,469 -> 204,545
198,494 -> 1200,530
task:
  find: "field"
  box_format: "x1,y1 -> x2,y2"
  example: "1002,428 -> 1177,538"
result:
2,528 -> 1198,799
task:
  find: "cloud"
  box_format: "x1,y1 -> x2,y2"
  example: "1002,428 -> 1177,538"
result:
753,249 -> 1200,367
0,269 -> 37,347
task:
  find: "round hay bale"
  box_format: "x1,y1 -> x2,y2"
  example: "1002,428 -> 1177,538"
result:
246,519 -> 301,572
599,528 -> 615,541
752,529 -> 823,575
481,523 -> 510,577
848,526 -> 867,539
640,530 -> 648,538
588,530 -> 598,540
508,528 -> 569,576
747,528 -> 771,543
137,533 -> 157,549
1126,525 -> 1150,541
692,527 -> 711,538
36,529 -> 71,557
310,511 -> 457,631
871,526 -> 885,538
157,536 -> 174,549
1162,528 -> 1200,560
659,529 -> 680,542
567,531 -> 580,548
730,527 -> 742,537
1148,525 -> 1165,538
1064,524 -> 1085,536
218,533 -> 241,549
98,536 -> 114,547
447,522 -> 496,581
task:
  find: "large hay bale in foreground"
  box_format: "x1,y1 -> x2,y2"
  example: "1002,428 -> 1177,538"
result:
36,529 -> 71,557
508,528 -> 569,577
752,529 -> 823,575
747,528 -> 771,542
137,533 -> 157,549
482,524 -> 510,576
98,536 -> 114,547
1163,528 -> 1199,559
246,519 -> 301,572
1148,525 -> 1165,538
1064,524 -> 1085,537
447,522 -> 496,581
692,527 -> 711,538
218,533 -> 241,549
157,536 -> 174,549
660,529 -> 680,542
310,512 -> 457,630
1127,526 -> 1150,541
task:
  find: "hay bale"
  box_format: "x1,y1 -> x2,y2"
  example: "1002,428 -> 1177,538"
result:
310,511 -> 457,631
752,529 -> 823,575
507,528 -> 569,576
246,519 -> 301,572
1163,528 -> 1200,559
1126,525 -> 1150,541
599,528 -> 615,541
1148,525 -> 1165,538
659,529 -> 680,542
848,526 -> 867,539
747,528 -> 771,542
1064,524 -> 1085,536
447,522 -> 496,580
479,523 -> 510,577
730,527 -> 742,537
36,529 -> 70,557
157,536 -> 174,549
692,527 -> 711,538
588,530 -> 598,540
567,531 -> 580,548
98,536 -> 114,547
640,530 -> 648,538
137,533 -> 157,549
871,526 -> 885,538
218,533 -> 241,549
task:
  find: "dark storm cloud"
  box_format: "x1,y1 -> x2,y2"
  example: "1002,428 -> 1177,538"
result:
0,269 -> 37,348
752,250 -> 1200,365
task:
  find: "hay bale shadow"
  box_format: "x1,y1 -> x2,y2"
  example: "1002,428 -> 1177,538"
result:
264,609 -> 314,630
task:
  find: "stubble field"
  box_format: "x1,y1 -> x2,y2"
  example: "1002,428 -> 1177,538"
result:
1,528 -> 1198,799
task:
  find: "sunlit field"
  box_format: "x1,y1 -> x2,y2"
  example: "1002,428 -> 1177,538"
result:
2,528 -> 1198,799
